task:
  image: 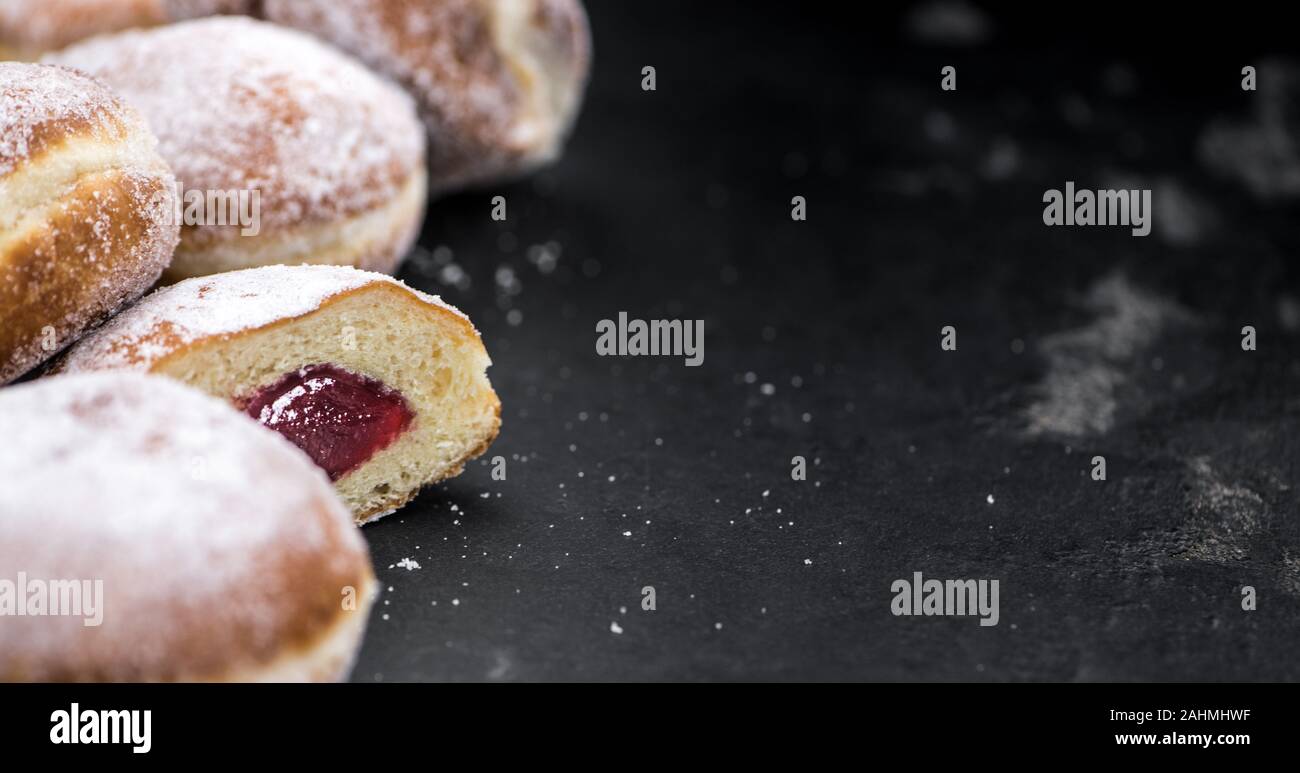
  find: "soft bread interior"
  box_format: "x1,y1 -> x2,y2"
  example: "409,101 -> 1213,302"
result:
152,282 -> 500,520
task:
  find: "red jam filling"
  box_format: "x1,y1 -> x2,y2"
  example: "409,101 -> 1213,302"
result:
240,363 -> 413,481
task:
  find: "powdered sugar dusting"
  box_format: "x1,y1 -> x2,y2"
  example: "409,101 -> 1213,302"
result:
264,0 -> 589,187
0,372 -> 366,679
0,63 -> 129,178
0,372 -> 347,551
1,62 -> 180,383
259,377 -> 333,426
58,265 -> 471,373
0,1 -> 252,53
265,0 -> 518,171
48,16 -> 425,230
164,0 -> 254,19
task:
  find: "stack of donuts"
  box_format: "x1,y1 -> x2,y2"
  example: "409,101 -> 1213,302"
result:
0,1 -> 590,682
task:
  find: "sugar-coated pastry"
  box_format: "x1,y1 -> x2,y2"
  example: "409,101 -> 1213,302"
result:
263,0 -> 591,190
0,0 -> 252,61
53,265 -> 502,522
49,16 -> 428,283
0,63 -> 178,384
0,373 -> 375,682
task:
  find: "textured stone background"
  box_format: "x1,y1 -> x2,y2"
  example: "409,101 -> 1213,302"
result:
356,1 -> 1300,681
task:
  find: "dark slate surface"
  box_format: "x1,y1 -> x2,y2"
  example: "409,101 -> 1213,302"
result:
354,2 -> 1300,681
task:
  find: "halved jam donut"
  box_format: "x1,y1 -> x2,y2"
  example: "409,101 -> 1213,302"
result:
52,265 -> 501,523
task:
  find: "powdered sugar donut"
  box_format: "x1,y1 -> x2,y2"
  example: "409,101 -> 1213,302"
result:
49,16 -> 428,283
0,63 -> 178,384
53,264 -> 502,522
263,0 -> 591,190
0,372 -> 375,682
0,0 -> 252,61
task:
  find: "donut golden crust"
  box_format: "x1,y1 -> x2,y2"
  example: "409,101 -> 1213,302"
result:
263,0 -> 592,190
0,63 -> 178,384
0,373 -> 375,682
48,17 -> 428,283
52,265 -> 502,522
0,0 -> 252,61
